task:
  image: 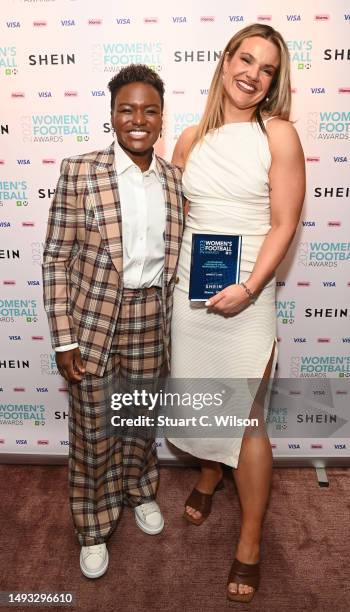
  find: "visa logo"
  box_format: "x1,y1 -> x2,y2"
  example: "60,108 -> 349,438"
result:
344,14 -> 350,20
311,87 -> 325,94
323,281 -> 336,287
16,440 -> 28,445
287,15 -> 301,21
334,156 -> 347,162
276,281 -> 285,287
61,20 -> 76,26
342,338 -> 350,343
6,21 -> 20,28
60,440 -> 69,445
38,91 -> 52,98
335,444 -> 346,449
91,90 -> 105,96
17,159 -> 30,165
302,221 -> 316,226
36,387 -> 48,392
200,88 -> 209,95
288,444 -> 300,449
27,280 -> 40,285
9,336 -> 21,340
294,338 -> 306,343
229,16 -> 244,22
116,18 -> 131,24
172,17 -> 187,23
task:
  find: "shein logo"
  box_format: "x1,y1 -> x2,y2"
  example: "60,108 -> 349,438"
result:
324,49 -> 350,60
28,53 -> 75,66
174,49 -> 221,62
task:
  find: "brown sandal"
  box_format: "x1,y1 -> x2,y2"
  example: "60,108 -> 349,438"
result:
183,480 -> 224,525
227,558 -> 260,603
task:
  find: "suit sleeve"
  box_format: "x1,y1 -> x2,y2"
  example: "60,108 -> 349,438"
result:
42,158 -> 78,349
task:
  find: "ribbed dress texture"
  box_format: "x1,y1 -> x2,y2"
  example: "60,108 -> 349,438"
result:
168,121 -> 277,468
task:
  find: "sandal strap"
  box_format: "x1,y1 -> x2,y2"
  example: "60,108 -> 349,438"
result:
227,558 -> 260,590
185,488 -> 213,518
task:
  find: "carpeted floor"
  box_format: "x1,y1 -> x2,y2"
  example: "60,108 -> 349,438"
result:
1,465 -> 349,612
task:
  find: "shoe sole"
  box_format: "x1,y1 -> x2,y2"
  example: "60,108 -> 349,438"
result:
80,550 -> 109,579
182,510 -> 206,526
227,590 -> 256,603
134,512 -> 164,535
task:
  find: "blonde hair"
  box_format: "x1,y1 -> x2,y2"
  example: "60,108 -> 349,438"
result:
191,23 -> 291,152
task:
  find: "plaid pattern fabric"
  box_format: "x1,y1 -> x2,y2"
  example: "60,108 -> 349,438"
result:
68,287 -> 165,546
42,143 -> 184,376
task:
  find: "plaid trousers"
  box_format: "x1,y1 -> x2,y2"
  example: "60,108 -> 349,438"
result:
68,287 -> 165,546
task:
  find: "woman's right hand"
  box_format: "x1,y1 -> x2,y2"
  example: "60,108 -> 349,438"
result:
205,283 -> 251,317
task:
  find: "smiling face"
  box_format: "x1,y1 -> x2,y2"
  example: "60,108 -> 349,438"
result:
111,81 -> 163,170
222,36 -> 280,122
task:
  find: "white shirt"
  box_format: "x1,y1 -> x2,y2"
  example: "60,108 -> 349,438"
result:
56,140 -> 166,353
114,139 -> 166,288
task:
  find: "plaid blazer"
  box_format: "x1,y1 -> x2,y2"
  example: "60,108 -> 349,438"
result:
42,143 -> 184,376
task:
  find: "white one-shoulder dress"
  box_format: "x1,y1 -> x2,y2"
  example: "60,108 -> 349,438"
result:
167,121 -> 277,468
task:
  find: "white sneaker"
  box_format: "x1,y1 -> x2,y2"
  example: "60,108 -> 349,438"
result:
80,543 -> 109,579
134,501 -> 164,535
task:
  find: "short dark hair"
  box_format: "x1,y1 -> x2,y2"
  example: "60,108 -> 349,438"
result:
108,64 -> 165,111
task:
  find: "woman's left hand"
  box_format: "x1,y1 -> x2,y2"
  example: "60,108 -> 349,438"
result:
205,283 -> 251,316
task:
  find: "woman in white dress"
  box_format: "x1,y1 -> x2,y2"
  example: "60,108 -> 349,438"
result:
168,24 -> 305,602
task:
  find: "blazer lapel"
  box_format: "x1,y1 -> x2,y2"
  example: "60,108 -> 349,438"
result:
87,143 -> 123,276
86,147 -> 182,283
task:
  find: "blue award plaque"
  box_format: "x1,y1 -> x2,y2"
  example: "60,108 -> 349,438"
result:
189,234 -> 242,301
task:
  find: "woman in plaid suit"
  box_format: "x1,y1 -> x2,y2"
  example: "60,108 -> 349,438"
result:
42,65 -> 184,578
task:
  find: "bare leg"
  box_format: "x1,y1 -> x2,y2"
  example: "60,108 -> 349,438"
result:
228,345 -> 275,597
228,429 -> 272,596
185,459 -> 223,520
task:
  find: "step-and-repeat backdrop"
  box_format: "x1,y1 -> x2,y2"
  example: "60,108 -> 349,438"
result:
0,0 -> 349,463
